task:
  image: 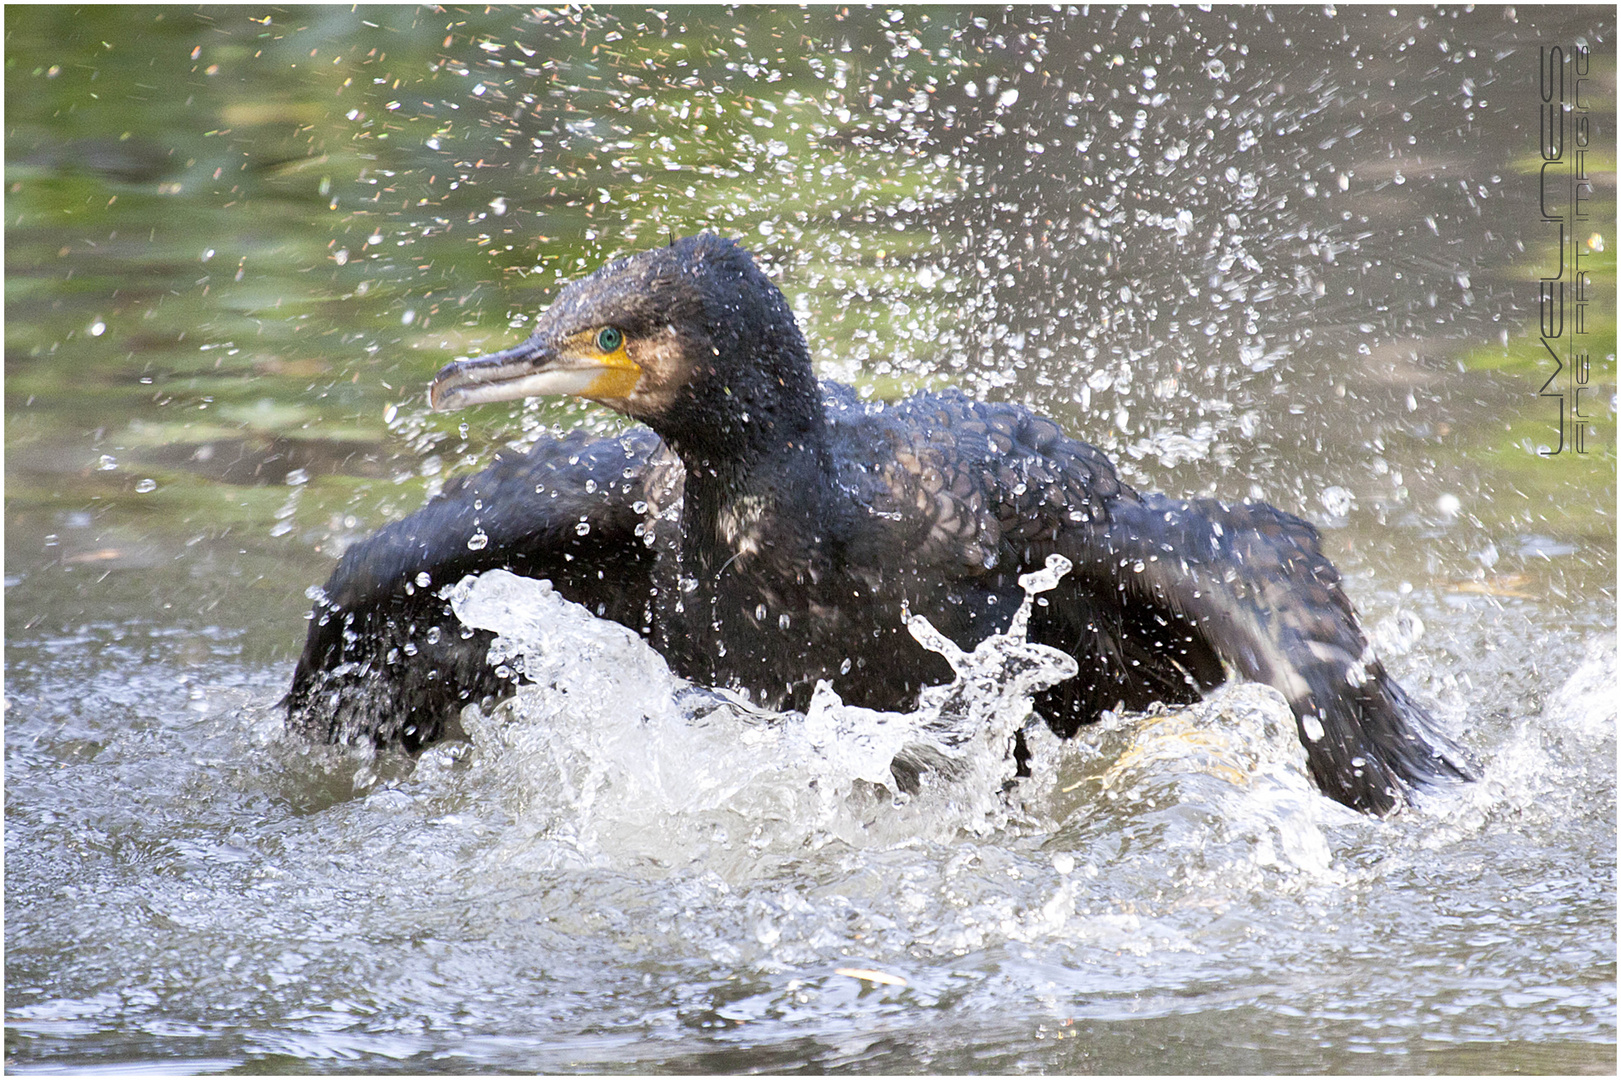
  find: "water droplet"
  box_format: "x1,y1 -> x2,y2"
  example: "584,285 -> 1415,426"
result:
1319,486 -> 1355,518
467,529 -> 489,551
135,478 -> 157,493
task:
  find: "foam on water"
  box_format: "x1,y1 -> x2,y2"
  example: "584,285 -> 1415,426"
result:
442,557 -> 1082,871
437,556 -> 1354,897
7,597 -> 1609,1071
1426,634 -> 1617,838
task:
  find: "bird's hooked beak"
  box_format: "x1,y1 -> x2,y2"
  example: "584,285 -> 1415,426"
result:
427,333 -> 642,412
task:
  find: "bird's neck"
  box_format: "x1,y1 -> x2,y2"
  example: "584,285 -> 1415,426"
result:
665,355 -> 836,572
660,318 -> 830,505
675,412 -> 834,565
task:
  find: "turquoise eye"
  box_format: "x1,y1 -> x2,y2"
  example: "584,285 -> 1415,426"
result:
596,326 -> 624,352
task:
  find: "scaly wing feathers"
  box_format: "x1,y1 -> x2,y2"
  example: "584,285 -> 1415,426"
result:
286,428 -> 676,747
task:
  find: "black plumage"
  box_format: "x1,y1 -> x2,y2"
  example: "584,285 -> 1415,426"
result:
287,233 -> 1472,813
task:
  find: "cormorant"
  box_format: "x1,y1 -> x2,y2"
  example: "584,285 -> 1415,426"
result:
287,233 -> 1472,814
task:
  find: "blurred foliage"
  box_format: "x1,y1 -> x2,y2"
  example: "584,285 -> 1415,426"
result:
5,5 -> 1614,653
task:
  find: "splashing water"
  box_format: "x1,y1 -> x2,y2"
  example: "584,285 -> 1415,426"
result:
442,557 -> 1080,871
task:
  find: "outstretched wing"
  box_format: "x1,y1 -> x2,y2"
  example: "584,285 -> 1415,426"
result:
837,389 -> 1224,712
285,427 -> 679,749
1083,493 -> 1473,813
853,389 -> 1471,814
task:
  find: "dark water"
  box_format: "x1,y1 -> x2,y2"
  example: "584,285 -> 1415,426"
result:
5,6 -> 1615,1074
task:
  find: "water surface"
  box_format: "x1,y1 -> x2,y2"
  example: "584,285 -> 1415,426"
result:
5,6 -> 1615,1073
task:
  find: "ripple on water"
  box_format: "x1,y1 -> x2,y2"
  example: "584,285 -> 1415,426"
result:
6,587 -> 1611,1070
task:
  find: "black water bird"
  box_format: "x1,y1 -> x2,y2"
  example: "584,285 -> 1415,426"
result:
287,233 -> 1471,814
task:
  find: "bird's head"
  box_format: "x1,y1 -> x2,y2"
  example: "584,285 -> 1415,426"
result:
428,233 -> 819,462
